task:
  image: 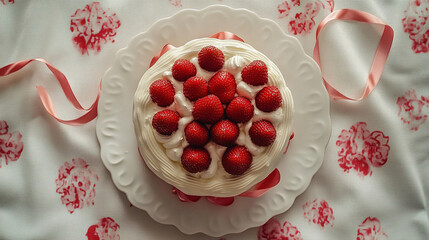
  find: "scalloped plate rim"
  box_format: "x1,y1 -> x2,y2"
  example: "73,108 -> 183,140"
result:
96,4 -> 331,237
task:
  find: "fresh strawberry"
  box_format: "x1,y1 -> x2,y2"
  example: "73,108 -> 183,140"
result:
183,76 -> 208,101
255,86 -> 282,112
198,45 -> 225,72
192,95 -> 224,124
181,146 -> 211,173
226,96 -> 254,123
241,60 -> 268,86
149,79 -> 175,107
152,110 -> 180,135
208,71 -> 236,104
249,120 -> 277,146
210,120 -> 239,147
172,59 -> 197,82
222,145 -> 252,175
185,121 -> 209,147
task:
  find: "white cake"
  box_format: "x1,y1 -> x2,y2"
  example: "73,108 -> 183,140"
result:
133,38 -> 293,197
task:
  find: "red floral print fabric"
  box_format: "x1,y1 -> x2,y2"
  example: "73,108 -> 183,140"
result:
258,218 -> 303,240
336,122 -> 390,177
356,217 -> 388,240
55,158 -> 99,213
277,0 -> 334,35
397,89 -> 429,131
70,2 -> 121,55
169,0 -> 182,7
86,217 -> 120,240
402,0 -> 429,53
0,121 -> 23,168
0,0 -> 14,5
302,198 -> 335,227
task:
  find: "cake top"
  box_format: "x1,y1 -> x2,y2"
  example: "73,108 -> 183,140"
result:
133,38 -> 293,197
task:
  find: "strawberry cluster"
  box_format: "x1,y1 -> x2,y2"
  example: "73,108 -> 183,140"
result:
150,45 -> 282,176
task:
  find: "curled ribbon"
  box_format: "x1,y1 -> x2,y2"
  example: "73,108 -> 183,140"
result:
0,10 -> 394,126
0,58 -> 99,125
313,9 -> 394,101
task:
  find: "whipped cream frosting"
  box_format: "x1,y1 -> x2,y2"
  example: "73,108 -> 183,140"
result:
133,38 -> 293,197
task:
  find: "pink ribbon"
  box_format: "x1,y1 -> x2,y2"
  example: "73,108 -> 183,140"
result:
0,11 -> 394,126
0,58 -> 99,125
150,44 -> 176,68
238,168 -> 281,198
313,9 -> 394,101
210,31 -> 244,42
172,168 -> 280,206
283,132 -> 294,154
149,32 -> 244,68
170,131 -> 295,206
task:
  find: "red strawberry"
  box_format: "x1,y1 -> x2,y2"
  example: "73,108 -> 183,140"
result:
172,59 -> 197,82
185,121 -> 209,147
183,76 -> 208,101
255,86 -> 282,112
181,146 -> 211,173
152,110 -> 180,135
198,45 -> 225,72
222,145 -> 252,175
210,120 -> 239,147
149,79 -> 175,107
192,95 -> 224,124
241,60 -> 268,86
226,96 -> 254,123
249,120 -> 277,146
208,71 -> 236,104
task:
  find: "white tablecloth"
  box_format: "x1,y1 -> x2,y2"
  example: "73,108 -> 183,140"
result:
1,0 -> 428,239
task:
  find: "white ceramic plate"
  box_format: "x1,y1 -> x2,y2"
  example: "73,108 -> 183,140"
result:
96,5 -> 331,237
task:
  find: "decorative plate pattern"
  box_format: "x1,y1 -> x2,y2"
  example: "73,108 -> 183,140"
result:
96,5 -> 331,237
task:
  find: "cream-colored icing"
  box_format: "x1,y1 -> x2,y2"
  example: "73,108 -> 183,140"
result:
133,38 -> 293,197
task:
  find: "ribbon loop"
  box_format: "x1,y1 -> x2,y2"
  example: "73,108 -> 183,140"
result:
0,59 -> 99,125
210,32 -> 245,42
149,44 -> 176,68
313,9 -> 394,101
149,32 -> 244,69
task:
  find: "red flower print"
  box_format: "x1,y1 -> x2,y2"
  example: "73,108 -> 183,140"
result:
302,198 -> 334,227
278,1 -> 292,19
356,217 -> 388,240
326,0 -> 334,12
169,0 -> 182,7
278,0 -> 300,19
86,217 -> 120,240
55,158 -> 99,213
402,0 -> 429,53
0,0 -> 14,5
289,13 -> 311,35
336,122 -> 390,177
0,120 -> 24,168
397,89 -> 429,131
337,122 -> 370,158
258,218 -> 303,240
342,153 -> 372,176
363,131 -> 390,167
70,2 -> 121,55
0,121 -> 9,135
277,0 -> 334,35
